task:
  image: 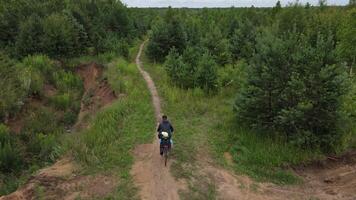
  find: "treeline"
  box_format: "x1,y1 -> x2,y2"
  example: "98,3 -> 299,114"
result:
0,0 -> 138,59
146,2 -> 355,151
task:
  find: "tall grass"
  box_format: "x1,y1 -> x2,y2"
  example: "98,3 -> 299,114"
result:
68,59 -> 155,199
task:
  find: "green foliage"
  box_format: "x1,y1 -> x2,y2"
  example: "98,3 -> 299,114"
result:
15,15 -> 44,57
23,107 -> 62,135
0,142 -> 23,173
100,34 -> 129,57
217,61 -> 247,88
235,29 -> 349,151
41,13 -> 87,58
202,26 -> 231,65
164,48 -> 192,88
0,53 -> 26,120
229,20 -> 256,61
1,0 -> 133,58
53,70 -> 82,92
49,93 -> 71,110
0,124 -> 23,173
336,8 -> 356,74
105,58 -> 128,94
20,55 -> 55,96
196,53 -> 218,92
27,133 -> 59,162
146,14 -> 187,62
0,125 -> 10,144
164,48 -> 218,92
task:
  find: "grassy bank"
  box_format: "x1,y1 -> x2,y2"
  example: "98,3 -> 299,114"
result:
66,57 -> 155,199
141,54 -> 323,191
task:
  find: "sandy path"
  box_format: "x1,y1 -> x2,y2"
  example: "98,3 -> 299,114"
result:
130,41 -> 183,200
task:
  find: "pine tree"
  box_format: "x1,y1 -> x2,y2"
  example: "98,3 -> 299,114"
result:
235,29 -> 348,150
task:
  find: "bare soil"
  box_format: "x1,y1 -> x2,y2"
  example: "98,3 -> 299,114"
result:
74,62 -> 117,130
0,158 -> 117,200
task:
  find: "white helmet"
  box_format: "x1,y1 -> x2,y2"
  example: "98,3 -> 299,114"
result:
162,132 -> 169,138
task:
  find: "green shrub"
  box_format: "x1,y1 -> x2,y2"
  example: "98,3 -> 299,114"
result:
106,60 -> 128,94
28,133 -> 59,162
217,61 -> 248,89
23,107 -> 61,135
164,48 -> 219,92
15,15 -> 44,57
53,70 -> 82,92
22,55 -> 55,80
49,93 -> 71,110
164,48 -> 193,88
101,34 -> 129,58
63,111 -> 77,125
41,13 -> 87,58
146,16 -> 187,62
0,124 -> 10,145
20,55 -> 56,96
0,142 -> 23,173
196,53 -> 219,92
0,53 -> 26,120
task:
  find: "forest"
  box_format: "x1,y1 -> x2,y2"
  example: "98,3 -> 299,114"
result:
0,0 -> 355,199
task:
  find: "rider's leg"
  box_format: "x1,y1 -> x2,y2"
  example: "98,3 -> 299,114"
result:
160,143 -> 163,156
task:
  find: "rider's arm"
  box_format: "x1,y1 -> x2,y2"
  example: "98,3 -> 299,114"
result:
157,123 -> 161,132
170,124 -> 174,133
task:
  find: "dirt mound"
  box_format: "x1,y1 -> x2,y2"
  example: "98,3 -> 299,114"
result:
293,150 -> 356,200
74,62 -> 117,129
0,158 -> 117,200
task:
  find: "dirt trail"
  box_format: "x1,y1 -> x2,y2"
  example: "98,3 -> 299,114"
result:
131,42 -> 184,200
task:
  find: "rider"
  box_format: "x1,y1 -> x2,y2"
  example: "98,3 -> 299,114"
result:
157,115 -> 174,156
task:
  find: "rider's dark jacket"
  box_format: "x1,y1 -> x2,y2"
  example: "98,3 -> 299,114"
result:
157,120 -> 174,145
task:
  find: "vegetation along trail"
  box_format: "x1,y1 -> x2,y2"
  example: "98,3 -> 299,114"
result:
130,41 -> 184,200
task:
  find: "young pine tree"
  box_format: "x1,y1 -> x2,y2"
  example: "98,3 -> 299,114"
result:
235,29 -> 348,151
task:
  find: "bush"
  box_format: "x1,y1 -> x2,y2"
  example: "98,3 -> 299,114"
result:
164,48 -> 219,92
217,63 -> 246,88
28,133 -> 59,162
0,125 -> 10,146
23,107 -> 61,135
0,142 -> 23,173
146,16 -> 187,62
0,53 -> 26,120
15,15 -> 44,57
21,55 -> 55,79
41,13 -> 87,58
106,60 -> 127,94
63,111 -> 77,125
196,53 -> 219,92
20,55 -> 55,96
0,124 -> 23,173
49,93 -> 71,110
53,70 -> 82,92
101,34 -> 129,58
164,48 -> 193,88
